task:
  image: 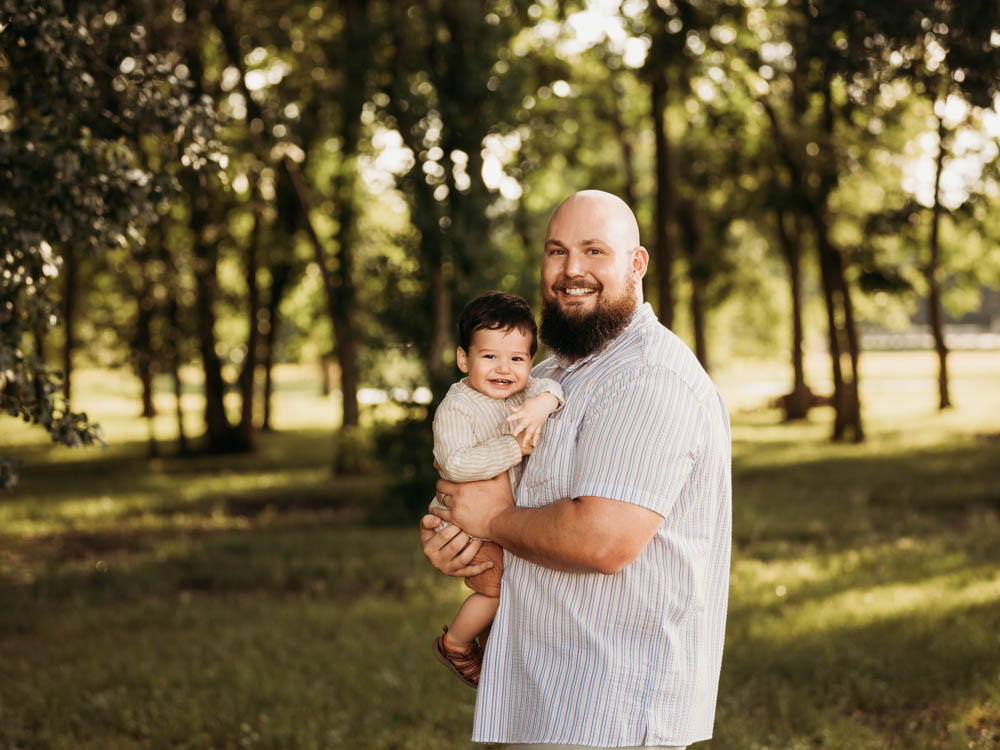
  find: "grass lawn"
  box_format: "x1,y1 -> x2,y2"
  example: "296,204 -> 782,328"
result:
1,353 -> 999,749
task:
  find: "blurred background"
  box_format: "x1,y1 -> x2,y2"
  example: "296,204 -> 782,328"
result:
1,1 -> 999,748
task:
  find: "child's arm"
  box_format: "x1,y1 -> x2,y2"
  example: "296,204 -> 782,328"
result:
434,399 -> 522,483
507,377 -> 564,449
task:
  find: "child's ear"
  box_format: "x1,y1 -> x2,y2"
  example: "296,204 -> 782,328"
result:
456,346 -> 469,373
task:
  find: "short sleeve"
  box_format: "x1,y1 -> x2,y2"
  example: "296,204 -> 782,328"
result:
567,368 -> 704,518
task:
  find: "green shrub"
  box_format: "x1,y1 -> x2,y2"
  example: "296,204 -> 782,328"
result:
370,414 -> 437,523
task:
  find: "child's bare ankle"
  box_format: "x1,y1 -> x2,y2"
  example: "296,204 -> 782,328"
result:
443,630 -> 472,652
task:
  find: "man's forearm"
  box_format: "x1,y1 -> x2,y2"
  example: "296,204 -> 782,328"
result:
489,496 -> 657,575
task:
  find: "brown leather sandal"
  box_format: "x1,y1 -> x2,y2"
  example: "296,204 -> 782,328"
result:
433,626 -> 482,688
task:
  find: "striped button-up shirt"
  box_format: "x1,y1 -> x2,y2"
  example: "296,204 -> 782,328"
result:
473,303 -> 732,747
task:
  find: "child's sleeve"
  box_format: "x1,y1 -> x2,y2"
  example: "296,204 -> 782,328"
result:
433,398 -> 522,483
523,377 -> 565,408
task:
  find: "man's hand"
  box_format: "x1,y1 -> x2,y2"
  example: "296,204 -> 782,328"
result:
507,392 -> 559,453
419,515 -> 494,578
430,472 -> 514,540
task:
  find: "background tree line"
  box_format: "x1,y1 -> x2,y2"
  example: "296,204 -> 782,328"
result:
3,0 -> 999,486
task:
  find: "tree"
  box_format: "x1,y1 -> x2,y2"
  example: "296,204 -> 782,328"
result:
900,0 -> 1000,409
379,1 -> 536,407
0,0 -> 220,485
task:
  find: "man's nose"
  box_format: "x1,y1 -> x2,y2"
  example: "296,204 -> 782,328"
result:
564,250 -> 585,278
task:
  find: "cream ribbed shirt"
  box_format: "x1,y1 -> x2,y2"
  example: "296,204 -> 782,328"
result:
430,377 -> 564,519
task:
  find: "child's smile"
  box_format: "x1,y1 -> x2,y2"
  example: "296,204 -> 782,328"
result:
457,327 -> 534,401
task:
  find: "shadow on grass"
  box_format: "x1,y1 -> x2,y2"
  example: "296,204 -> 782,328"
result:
733,439 -> 1000,553
717,599 -> 1000,749
0,516 -> 437,637
6,428 -> 340,477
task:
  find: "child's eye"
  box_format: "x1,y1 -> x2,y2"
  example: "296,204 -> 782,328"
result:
483,354 -> 495,359
512,356 -> 524,361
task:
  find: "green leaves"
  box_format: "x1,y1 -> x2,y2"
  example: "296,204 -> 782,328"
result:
0,1 -> 221,486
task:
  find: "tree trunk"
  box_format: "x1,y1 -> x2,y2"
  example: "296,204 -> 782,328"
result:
133,240 -> 157,420
32,321 -> 46,364
180,5 -> 247,454
237,207 -> 261,446
331,164 -> 360,429
812,213 -> 863,442
650,68 -> 674,328
135,297 -> 157,419
774,207 -> 813,419
61,244 -> 77,405
611,77 -> 638,210
166,293 -> 189,455
428,261 -> 453,403
160,234 -> 188,455
678,199 -> 708,371
146,404 -> 158,458
261,261 -> 292,432
928,114 -> 952,409
814,222 -> 846,433
327,0 -> 368,429
186,172 -> 247,453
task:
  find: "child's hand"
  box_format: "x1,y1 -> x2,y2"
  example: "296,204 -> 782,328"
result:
514,428 -> 535,455
508,392 -> 560,455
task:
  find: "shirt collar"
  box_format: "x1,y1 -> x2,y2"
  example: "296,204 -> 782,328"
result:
551,302 -> 655,374
455,377 -> 506,403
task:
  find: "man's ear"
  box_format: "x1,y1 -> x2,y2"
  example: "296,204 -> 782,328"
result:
633,245 -> 650,279
456,346 -> 469,373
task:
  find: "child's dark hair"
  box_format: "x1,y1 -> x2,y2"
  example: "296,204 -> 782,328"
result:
458,291 -> 538,356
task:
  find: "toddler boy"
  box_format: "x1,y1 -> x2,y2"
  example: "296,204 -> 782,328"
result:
430,291 -> 563,688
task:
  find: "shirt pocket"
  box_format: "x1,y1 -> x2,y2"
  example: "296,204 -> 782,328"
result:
517,411 -> 577,507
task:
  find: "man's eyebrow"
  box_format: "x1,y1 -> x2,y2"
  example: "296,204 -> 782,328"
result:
545,238 -> 608,247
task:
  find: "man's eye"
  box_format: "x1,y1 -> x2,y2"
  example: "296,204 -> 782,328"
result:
587,247 -> 602,254
548,248 -> 565,255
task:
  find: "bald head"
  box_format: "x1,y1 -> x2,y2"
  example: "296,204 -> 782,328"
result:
546,190 -> 641,252
540,190 -> 649,359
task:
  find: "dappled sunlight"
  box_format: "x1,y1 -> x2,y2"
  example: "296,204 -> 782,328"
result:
741,565 -> 1000,638
2,352 -> 998,748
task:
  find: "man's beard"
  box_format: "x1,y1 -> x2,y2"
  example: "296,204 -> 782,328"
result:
539,279 -> 638,361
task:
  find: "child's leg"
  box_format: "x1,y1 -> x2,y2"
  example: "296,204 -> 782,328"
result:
445,593 -> 499,650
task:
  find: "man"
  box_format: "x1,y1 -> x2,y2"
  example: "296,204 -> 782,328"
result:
421,190 -> 732,749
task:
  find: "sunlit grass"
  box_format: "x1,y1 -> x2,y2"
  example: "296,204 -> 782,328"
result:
1,352 -> 999,748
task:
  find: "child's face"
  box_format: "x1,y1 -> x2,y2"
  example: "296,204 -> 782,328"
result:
457,326 -> 534,400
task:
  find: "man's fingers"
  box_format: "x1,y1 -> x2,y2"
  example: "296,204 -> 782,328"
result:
449,539 -> 494,575
425,518 -> 460,547
451,560 -> 494,578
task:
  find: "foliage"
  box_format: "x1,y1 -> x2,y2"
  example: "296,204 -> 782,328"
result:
3,0 -> 999,469
371,411 -> 439,522
0,0 -> 221,485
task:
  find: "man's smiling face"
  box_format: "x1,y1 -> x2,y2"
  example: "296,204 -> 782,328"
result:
540,192 -> 645,319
